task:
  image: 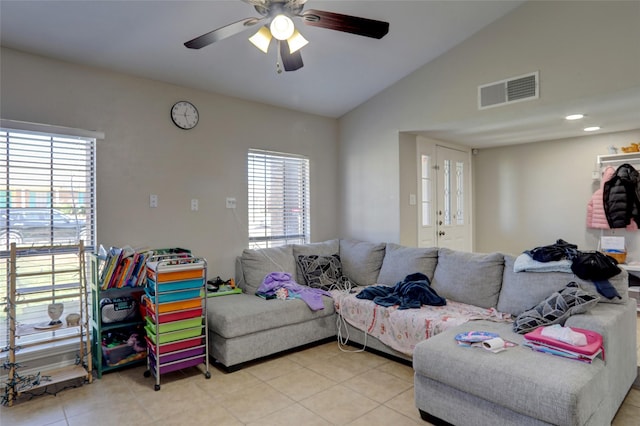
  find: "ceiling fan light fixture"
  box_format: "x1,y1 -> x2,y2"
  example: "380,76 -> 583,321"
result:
270,14 -> 295,41
249,26 -> 272,53
287,29 -> 308,54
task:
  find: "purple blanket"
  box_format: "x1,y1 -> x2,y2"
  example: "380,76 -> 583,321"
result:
257,272 -> 332,311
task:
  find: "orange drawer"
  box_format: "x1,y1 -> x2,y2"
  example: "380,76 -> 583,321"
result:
142,294 -> 202,314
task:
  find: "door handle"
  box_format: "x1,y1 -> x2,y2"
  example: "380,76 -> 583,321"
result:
438,221 -> 443,226
438,231 -> 445,236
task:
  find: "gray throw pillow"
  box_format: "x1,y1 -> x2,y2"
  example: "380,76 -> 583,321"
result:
297,254 -> 342,290
512,282 -> 600,334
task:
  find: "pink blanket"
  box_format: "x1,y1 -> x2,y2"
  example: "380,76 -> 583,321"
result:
332,287 -> 512,356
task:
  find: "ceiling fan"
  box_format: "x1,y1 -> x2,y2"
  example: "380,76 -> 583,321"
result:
184,0 -> 390,73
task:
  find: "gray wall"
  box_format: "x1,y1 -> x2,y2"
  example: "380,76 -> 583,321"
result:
339,1 -> 640,258
0,47 -> 340,279
474,129 -> 640,256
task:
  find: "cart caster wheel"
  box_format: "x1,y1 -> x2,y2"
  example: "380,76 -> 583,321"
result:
205,372 -> 211,379
143,370 -> 151,378
154,384 -> 160,391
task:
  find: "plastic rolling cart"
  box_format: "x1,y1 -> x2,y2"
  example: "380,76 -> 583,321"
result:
142,253 -> 210,390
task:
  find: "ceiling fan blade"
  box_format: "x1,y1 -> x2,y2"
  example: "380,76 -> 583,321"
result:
279,41 -> 304,72
185,17 -> 262,49
240,0 -> 268,5
301,9 -> 389,39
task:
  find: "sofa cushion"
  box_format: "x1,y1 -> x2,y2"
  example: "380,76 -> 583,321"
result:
239,245 -> 296,294
293,239 -> 339,284
339,239 -> 386,286
498,255 -> 628,316
512,282 -> 600,334
431,248 -> 504,309
296,254 -> 343,290
377,244 -> 438,286
206,293 -> 335,339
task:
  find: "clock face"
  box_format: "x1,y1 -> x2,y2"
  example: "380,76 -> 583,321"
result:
171,101 -> 199,130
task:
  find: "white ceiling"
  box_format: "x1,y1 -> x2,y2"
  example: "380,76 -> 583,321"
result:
1,0 -> 639,148
0,0 -> 524,118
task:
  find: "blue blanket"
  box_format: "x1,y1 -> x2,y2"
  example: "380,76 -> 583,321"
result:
356,272 -> 446,309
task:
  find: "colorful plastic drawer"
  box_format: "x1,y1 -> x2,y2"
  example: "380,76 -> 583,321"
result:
145,336 -> 204,355
147,268 -> 203,283
144,287 -> 201,304
145,324 -> 203,345
148,353 -> 206,375
147,277 -> 203,293
154,346 -> 205,364
142,295 -> 201,315
143,304 -> 202,323
144,315 -> 202,334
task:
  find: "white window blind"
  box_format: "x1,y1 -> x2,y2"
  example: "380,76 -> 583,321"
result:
0,126 -> 96,350
248,149 -> 310,248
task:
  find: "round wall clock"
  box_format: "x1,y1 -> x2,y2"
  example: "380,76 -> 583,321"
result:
171,101 -> 199,130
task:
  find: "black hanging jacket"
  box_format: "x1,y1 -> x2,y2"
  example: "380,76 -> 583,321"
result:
603,163 -> 640,228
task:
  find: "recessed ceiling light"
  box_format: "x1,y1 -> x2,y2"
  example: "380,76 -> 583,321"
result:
565,114 -> 585,120
584,126 -> 601,132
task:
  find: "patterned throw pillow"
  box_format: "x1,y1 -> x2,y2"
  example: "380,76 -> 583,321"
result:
513,282 -> 599,334
297,254 -> 342,290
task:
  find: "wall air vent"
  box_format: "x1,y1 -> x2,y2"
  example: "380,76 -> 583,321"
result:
478,71 -> 539,109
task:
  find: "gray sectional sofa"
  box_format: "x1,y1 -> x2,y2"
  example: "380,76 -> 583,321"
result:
205,239 -> 637,425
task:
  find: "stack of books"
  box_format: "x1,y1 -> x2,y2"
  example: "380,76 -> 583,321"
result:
98,245 -> 153,290
523,326 -> 604,363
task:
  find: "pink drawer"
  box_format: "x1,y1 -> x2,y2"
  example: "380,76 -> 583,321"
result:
145,336 -> 204,355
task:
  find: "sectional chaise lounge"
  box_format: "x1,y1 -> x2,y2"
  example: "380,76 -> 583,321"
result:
205,239 -> 637,425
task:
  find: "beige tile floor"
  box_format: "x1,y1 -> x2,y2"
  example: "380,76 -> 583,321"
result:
2,332 -> 640,426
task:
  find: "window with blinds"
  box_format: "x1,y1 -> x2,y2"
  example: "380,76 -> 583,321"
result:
248,149 -> 310,248
0,126 -> 96,351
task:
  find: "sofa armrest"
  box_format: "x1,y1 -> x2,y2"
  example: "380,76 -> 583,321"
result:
564,300 -> 637,405
564,300 -> 636,356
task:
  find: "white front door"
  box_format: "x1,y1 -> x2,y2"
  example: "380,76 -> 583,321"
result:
435,145 -> 471,251
417,142 -> 471,251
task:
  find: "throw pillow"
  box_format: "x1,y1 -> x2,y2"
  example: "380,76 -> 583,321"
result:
512,282 -> 599,334
293,239 -> 340,285
297,254 -> 343,290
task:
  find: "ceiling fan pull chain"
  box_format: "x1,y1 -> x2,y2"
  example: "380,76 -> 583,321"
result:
276,41 -> 283,74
